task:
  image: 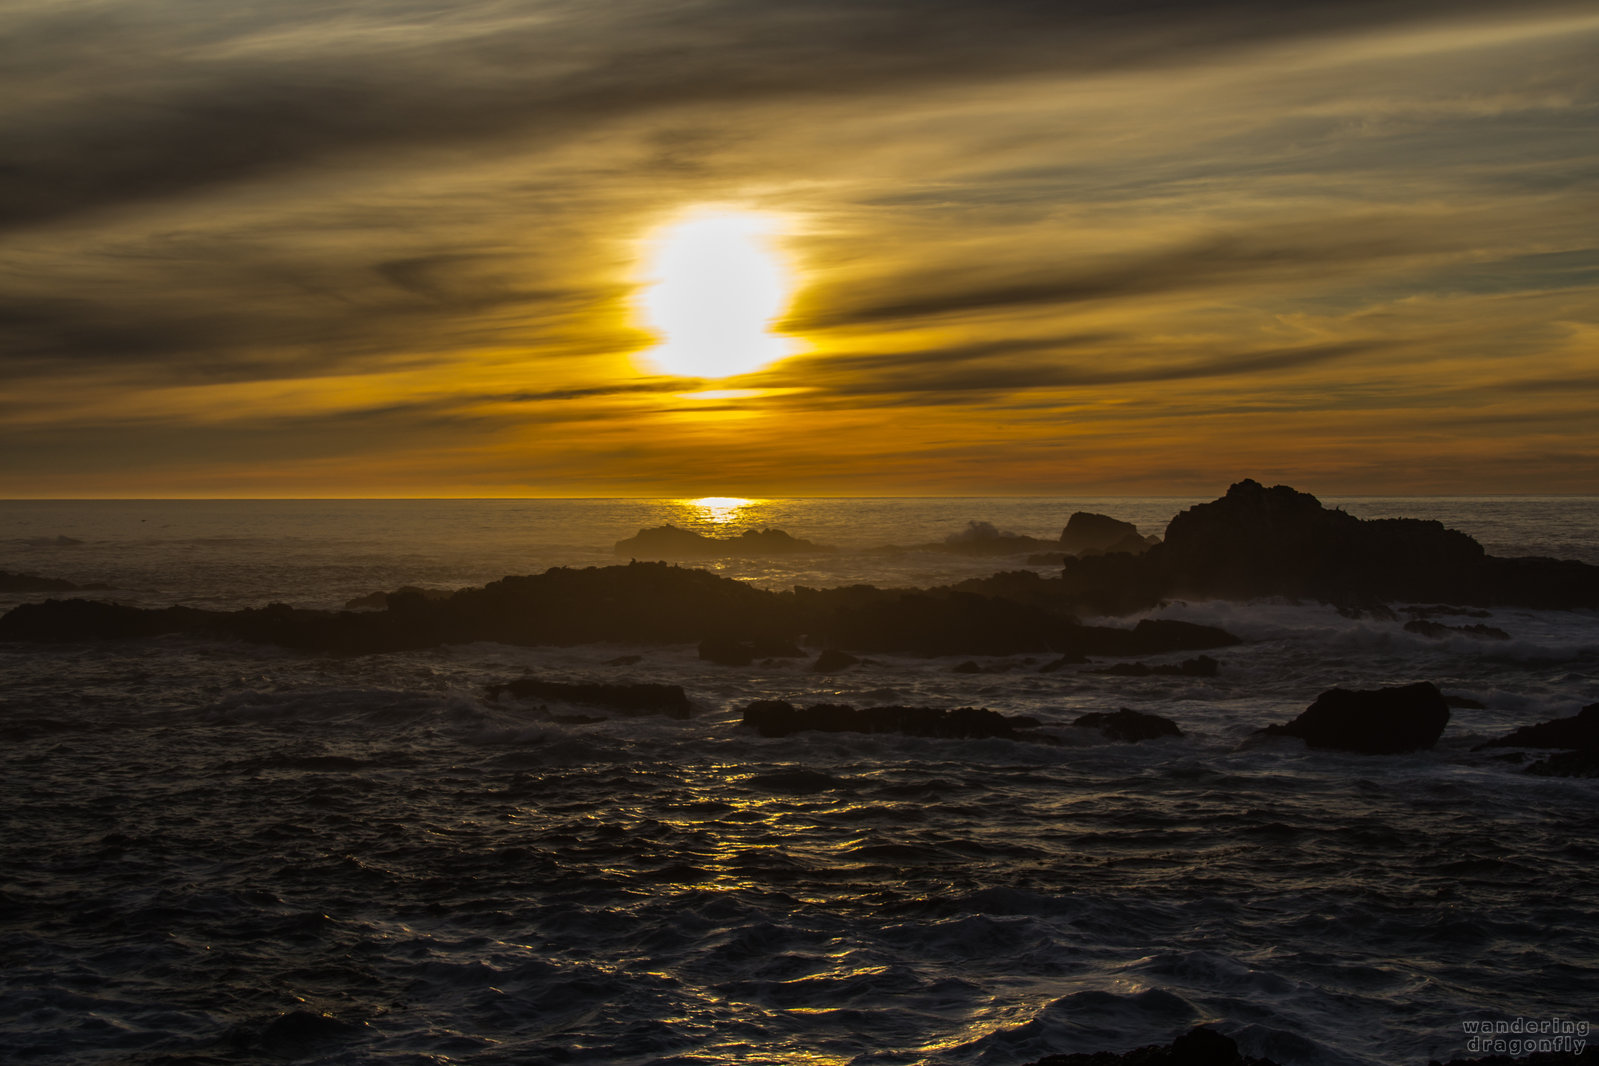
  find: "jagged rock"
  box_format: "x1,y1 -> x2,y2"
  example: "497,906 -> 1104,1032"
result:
810,648 -> 861,673
1476,703 -> 1599,751
1059,512 -> 1155,556
488,678 -> 691,718
1062,479 -> 1599,612
742,700 -> 1032,740
615,525 -> 832,558
1255,682 -> 1450,754
1072,708 -> 1182,741
1026,1026 -> 1279,1066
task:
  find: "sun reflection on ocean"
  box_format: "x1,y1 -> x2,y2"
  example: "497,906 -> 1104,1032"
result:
685,496 -> 755,524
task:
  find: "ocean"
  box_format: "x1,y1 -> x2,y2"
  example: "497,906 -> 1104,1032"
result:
2,496 -> 1596,1066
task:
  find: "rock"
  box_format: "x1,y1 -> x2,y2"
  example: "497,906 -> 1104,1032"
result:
698,635 -> 804,666
1255,682 -> 1451,754
742,700 -> 1032,740
1059,512 -> 1154,556
811,649 -> 860,673
615,525 -> 832,558
1061,479 -> 1599,612
1404,619 -> 1510,640
951,660 -> 983,673
1476,703 -> 1599,751
488,678 -> 692,718
343,585 -> 454,610
1072,708 -> 1182,742
1026,1026 -> 1279,1066
1524,750 -> 1599,777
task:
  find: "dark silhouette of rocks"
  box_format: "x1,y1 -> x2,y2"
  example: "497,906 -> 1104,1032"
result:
344,585 -> 455,610
1524,749 -> 1599,777
742,700 -> 1033,740
1255,682 -> 1450,754
1026,1026 -> 1280,1066
1476,703 -> 1599,751
0,561 -> 1244,659
1059,512 -> 1157,556
1072,708 -> 1182,741
1062,479 -> 1599,611
1404,619 -> 1510,640
698,635 -> 805,665
811,649 -> 860,673
1087,655 -> 1219,678
488,678 -> 691,718
615,524 -> 832,558
0,570 -> 110,593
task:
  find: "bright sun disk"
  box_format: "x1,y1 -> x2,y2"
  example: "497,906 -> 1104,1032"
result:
637,209 -> 795,379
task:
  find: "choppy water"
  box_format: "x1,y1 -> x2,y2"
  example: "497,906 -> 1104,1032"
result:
2,497 -> 1597,1065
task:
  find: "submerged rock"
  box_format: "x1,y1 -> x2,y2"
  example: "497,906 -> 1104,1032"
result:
0,570 -> 111,593
1026,1026 -> 1280,1066
811,648 -> 861,673
488,678 -> 692,718
1255,682 -> 1450,754
1072,708 -> 1182,742
1404,619 -> 1510,641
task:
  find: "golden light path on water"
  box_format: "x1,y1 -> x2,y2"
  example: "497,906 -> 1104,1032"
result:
682,496 -> 755,524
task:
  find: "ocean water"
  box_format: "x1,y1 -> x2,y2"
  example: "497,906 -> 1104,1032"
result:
2,496 -> 1597,1066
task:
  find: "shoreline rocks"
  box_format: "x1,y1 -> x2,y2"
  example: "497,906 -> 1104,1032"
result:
1255,682 -> 1450,754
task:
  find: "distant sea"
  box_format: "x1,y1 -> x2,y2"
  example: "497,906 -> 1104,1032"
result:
2,495 -> 1596,1066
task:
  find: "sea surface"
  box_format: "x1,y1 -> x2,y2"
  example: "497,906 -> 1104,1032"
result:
2,496 -> 1597,1066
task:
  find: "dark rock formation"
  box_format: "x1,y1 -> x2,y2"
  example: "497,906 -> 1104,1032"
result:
1026,1026 -> 1279,1066
1255,682 -> 1451,754
1476,703 -> 1599,751
811,649 -> 860,673
0,561 -> 1239,658
615,524 -> 832,558
0,570 -> 110,593
1062,479 -> 1599,612
1072,708 -> 1182,741
698,636 -> 805,665
1059,512 -> 1156,556
488,678 -> 692,718
1524,750 -> 1599,777
344,585 -> 455,610
742,700 -> 1033,740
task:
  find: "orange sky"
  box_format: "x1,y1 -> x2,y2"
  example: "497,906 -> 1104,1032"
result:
2,1 -> 1596,496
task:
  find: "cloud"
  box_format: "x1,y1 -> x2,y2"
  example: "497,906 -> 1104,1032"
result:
1,0 -> 1571,231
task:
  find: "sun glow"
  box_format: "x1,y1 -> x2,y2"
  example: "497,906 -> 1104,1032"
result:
638,209 -> 796,379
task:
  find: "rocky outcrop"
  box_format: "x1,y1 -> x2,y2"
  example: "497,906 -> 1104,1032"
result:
488,678 -> 692,718
0,562 -> 1240,658
741,700 -> 1037,740
1059,512 -> 1156,556
615,525 -> 832,558
811,649 -> 861,673
1072,708 -> 1182,742
1062,479 -> 1599,611
1026,1026 -> 1280,1066
1255,682 -> 1451,754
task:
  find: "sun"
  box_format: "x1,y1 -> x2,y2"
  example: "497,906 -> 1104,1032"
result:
637,209 -> 796,379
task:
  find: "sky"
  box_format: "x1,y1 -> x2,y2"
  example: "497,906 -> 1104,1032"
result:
2,0 -> 1597,497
